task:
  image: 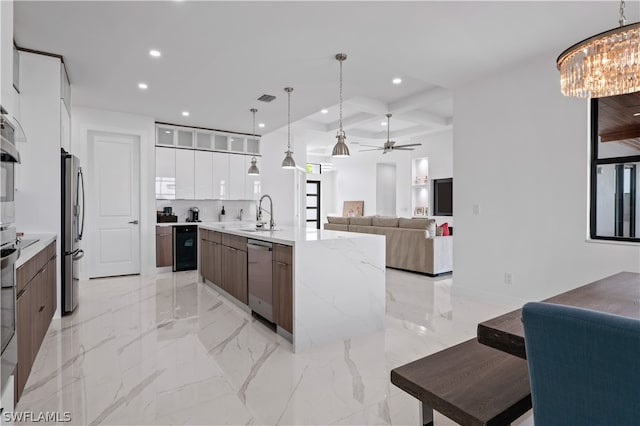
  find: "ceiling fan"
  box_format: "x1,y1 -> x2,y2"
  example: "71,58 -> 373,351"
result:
359,113 -> 422,154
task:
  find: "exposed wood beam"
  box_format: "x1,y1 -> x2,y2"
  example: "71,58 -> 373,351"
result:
600,128 -> 640,142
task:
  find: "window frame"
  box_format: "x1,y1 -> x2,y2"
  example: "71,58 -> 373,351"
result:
590,98 -> 640,243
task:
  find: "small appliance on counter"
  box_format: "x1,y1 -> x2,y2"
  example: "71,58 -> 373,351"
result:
156,210 -> 178,223
219,205 -> 226,222
187,207 -> 201,222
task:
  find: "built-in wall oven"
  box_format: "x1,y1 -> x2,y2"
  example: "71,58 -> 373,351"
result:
0,107 -> 22,404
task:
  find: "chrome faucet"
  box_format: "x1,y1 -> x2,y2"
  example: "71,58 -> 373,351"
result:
257,194 -> 275,230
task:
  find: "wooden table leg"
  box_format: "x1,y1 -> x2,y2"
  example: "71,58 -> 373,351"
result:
420,402 -> 434,426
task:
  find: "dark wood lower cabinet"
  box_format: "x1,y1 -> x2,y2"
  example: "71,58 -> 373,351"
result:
15,242 -> 56,403
273,244 -> 293,333
156,226 -> 173,267
221,246 -> 247,304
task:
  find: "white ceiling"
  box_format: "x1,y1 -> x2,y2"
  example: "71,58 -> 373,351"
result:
14,1 -> 638,138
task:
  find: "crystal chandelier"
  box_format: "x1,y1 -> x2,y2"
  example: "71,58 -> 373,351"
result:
247,108 -> 260,176
332,53 -> 350,157
557,0 -> 640,98
281,87 -> 296,169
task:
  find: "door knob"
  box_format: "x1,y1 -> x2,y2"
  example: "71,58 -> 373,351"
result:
128,220 -> 139,224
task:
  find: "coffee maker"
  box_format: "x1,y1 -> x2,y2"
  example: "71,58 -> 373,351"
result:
187,207 -> 200,222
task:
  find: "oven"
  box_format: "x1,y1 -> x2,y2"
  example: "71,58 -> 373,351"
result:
1,113 -> 20,227
0,227 -> 18,392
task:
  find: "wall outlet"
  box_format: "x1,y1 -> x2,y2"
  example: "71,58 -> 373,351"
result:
473,204 -> 480,215
504,273 -> 512,285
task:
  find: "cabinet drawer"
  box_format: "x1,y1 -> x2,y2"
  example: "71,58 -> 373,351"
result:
273,244 -> 293,265
156,225 -> 173,237
221,234 -> 247,251
201,229 -> 221,243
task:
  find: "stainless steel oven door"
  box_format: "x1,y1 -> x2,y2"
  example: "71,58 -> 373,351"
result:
0,244 -> 18,354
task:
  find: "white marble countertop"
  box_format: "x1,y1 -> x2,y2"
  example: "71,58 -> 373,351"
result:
155,220 -> 253,227
16,233 -> 57,268
198,223 -> 381,246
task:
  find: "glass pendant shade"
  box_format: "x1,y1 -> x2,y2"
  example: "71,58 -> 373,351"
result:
332,132 -> 350,157
247,156 -> 260,175
557,2 -> 640,98
281,150 -> 296,169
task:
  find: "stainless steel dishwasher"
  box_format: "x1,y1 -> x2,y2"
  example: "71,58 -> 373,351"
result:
247,239 -> 273,322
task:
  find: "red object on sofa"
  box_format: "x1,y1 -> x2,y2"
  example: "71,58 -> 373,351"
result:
441,222 -> 449,236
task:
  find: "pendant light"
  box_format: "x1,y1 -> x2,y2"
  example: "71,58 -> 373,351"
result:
558,0 -> 640,98
247,108 -> 260,175
332,53 -> 350,158
281,87 -> 296,169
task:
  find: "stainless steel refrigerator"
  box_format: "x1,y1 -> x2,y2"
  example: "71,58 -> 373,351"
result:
61,149 -> 84,315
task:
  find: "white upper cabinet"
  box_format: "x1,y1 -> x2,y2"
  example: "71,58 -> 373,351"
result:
212,152 -> 229,200
175,149 -> 195,199
1,0 -> 15,115
156,147 -> 176,199
228,154 -> 246,200
157,127 -> 175,146
60,99 -> 70,152
194,150 -> 213,200
245,156 -> 261,200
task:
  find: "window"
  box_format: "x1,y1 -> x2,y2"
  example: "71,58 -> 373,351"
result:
591,95 -> 640,242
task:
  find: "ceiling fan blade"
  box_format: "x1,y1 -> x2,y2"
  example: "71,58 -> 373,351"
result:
394,143 -> 422,148
360,144 -> 383,148
393,147 -> 415,151
359,148 -> 383,152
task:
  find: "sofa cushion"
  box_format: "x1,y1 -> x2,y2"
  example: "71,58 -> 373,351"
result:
324,223 -> 349,232
399,218 -> 433,230
426,220 -> 437,238
350,216 -> 373,226
327,216 -> 349,225
372,216 -> 399,227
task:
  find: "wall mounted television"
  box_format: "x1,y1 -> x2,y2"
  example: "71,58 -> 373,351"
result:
433,178 -> 453,216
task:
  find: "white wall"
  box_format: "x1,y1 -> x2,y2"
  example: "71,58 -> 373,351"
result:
259,128 -> 299,227
15,52 -> 62,317
376,163 -> 397,216
71,106 -> 156,277
453,53 -> 640,304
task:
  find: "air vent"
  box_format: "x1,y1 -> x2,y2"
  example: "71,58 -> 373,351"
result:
257,94 -> 276,103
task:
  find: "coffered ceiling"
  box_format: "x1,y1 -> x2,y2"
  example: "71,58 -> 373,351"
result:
14,1 -> 637,138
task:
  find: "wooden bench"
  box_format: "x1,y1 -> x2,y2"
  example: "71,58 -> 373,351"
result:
390,339 -> 532,426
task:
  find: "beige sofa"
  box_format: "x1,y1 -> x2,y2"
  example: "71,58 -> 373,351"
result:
324,216 -> 453,276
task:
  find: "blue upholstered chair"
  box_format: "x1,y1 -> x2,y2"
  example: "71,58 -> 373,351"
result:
522,302 -> 640,426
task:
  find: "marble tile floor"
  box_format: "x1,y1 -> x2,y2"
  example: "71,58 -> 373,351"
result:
16,269 -> 534,425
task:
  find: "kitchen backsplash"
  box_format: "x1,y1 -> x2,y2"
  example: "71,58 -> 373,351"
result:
156,200 -> 258,223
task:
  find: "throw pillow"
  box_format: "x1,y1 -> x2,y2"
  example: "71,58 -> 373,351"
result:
435,225 -> 443,236
426,219 -> 436,238
441,222 -> 450,236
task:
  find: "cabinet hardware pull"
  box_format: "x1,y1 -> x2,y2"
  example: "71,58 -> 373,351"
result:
276,261 -> 287,266
39,306 -> 45,312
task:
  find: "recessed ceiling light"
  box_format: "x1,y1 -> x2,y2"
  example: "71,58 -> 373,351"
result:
138,82 -> 148,89
229,138 -> 234,142
392,77 -> 402,85
258,123 -> 265,128
165,130 -> 171,134
381,122 -> 387,126
181,111 -> 190,117
149,49 -> 161,58
321,109 -> 328,114
633,112 -> 640,116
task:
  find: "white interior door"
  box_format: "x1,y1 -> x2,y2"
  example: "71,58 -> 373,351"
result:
88,131 -> 141,278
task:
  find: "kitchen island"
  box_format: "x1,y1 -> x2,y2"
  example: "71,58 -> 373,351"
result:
197,223 -> 386,352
